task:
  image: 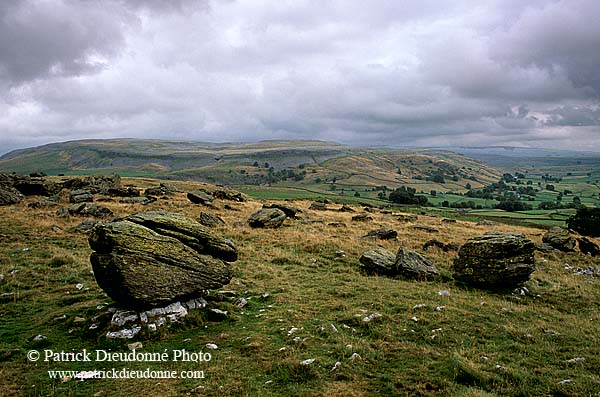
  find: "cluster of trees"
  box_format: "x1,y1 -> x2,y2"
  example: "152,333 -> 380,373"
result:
567,207 -> 600,236
388,186 -> 429,205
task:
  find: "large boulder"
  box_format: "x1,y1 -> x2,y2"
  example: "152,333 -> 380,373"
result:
64,203 -> 113,217
89,211 -> 237,309
212,188 -> 246,202
248,208 -> 286,228
69,189 -> 94,203
62,174 -> 121,194
453,232 -> 536,288
13,177 -> 61,196
542,227 -> 576,252
144,184 -> 177,196
198,211 -> 226,228
309,201 -> 328,211
352,214 -> 373,222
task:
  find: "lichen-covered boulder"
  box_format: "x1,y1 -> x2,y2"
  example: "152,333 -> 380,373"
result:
263,203 -> 302,219
198,211 -> 226,228
578,237 -> 600,256
187,191 -> 214,206
453,232 -> 535,288
248,208 -> 286,228
89,211 -> 237,309
362,228 -> 398,240
542,227 -> 576,252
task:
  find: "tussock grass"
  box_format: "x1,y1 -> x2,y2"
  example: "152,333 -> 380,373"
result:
0,177 -> 599,396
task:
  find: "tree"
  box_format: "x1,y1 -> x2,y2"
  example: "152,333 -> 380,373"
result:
465,183 -> 472,190
567,207 -> 600,236
430,190 -> 437,197
354,191 -> 360,197
546,184 -> 555,191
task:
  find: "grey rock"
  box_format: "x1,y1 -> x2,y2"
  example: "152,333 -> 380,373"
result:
362,228 -> 398,240
359,248 -> 396,275
394,214 -> 418,222
187,191 -> 214,206
352,214 -> 373,222
89,211 -> 237,309
441,218 -> 457,223
477,219 -> 498,226
0,184 -> 24,206
394,248 -> 439,280
70,189 -> 94,203
198,212 -> 226,227
578,237 -> 600,256
411,225 -> 439,233
339,204 -> 355,213
263,203 -> 302,218
248,208 -> 286,228
423,239 -> 459,252
542,227 -> 576,252
144,184 -> 177,196
65,203 -> 113,217
108,187 -> 140,197
328,222 -> 347,228
309,201 -> 328,211
212,188 -> 246,202
119,196 -> 157,205
453,232 -> 536,288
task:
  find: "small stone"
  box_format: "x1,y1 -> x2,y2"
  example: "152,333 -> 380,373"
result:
33,334 -> 47,341
234,298 -> 248,308
331,361 -> 342,371
435,306 -> 445,311
438,290 -> 450,297
128,342 -> 143,351
300,358 -> 315,365
558,379 -> 572,385
349,353 -> 361,361
205,343 -> 218,350
106,327 -> 141,339
362,312 -> 382,322
288,327 -> 299,335
73,316 -> 86,323
411,316 -> 419,322
566,357 -> 585,363
76,283 -> 84,290
412,304 -> 427,310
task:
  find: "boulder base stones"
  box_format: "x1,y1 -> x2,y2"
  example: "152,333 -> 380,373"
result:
70,189 -> 93,203
89,211 -> 237,309
248,208 -> 286,228
578,237 -> 600,256
542,227 -> 576,252
453,232 -> 535,288
198,211 -> 226,228
363,228 -> 398,240
359,248 -> 396,275
394,248 -> 439,280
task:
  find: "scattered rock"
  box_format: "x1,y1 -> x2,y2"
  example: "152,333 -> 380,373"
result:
128,342 -> 143,350
14,177 -> 61,196
309,201 -> 328,211
395,248 -> 439,280
338,204 -> 355,213
144,184 -> 177,196
423,239 -> 459,252
411,225 -> 439,233
362,312 -> 382,322
542,227 -> 576,252
453,232 -> 536,288
359,248 -> 396,275
534,242 -> 556,253
108,187 -> 139,197
328,222 -> 346,228
0,184 -> 24,206
62,174 -> 121,195
119,196 -> 157,205
477,219 -> 498,226
362,228 -> 398,240
300,358 -> 315,365
212,188 -> 246,202
28,196 -> 60,208
248,208 -> 286,228
352,214 -> 373,222
187,191 -> 214,206
394,214 -> 418,222
441,218 -> 457,223
69,189 -> 94,203
205,343 -> 218,350
577,237 -> 599,256
198,212 -> 226,228
89,211 -> 237,309
63,203 -> 113,217
207,308 -> 229,321
263,203 -> 302,218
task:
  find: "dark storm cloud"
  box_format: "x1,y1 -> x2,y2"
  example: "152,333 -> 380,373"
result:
0,0 -> 599,154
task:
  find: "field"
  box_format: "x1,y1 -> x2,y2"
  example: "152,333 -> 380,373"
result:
1,177 -> 599,396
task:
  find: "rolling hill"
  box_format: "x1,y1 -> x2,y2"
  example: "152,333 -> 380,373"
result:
0,139 -> 502,195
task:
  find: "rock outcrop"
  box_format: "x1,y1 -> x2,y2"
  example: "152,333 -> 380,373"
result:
362,228 -> 398,240
198,212 -> 226,228
263,203 -> 302,219
89,211 -> 237,309
453,232 -> 536,288
578,237 -> 600,256
359,247 -> 438,280
359,248 -> 396,275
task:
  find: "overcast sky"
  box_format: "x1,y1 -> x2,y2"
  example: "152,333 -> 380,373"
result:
1,0 -> 599,154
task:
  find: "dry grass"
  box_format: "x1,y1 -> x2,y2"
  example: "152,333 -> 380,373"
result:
1,176 -> 599,396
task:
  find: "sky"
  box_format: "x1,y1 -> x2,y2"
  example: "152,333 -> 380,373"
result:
1,0 -> 599,154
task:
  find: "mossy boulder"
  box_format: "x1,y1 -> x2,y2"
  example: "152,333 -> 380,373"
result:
89,211 -> 237,309
453,232 -> 535,288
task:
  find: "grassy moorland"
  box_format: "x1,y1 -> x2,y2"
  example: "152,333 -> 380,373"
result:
1,177 -> 599,396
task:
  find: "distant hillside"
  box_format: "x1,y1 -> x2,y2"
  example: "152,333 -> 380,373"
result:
0,138 -> 502,193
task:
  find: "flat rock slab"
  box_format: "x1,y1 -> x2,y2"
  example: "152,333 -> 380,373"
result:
89,211 -> 237,309
453,232 -> 535,288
